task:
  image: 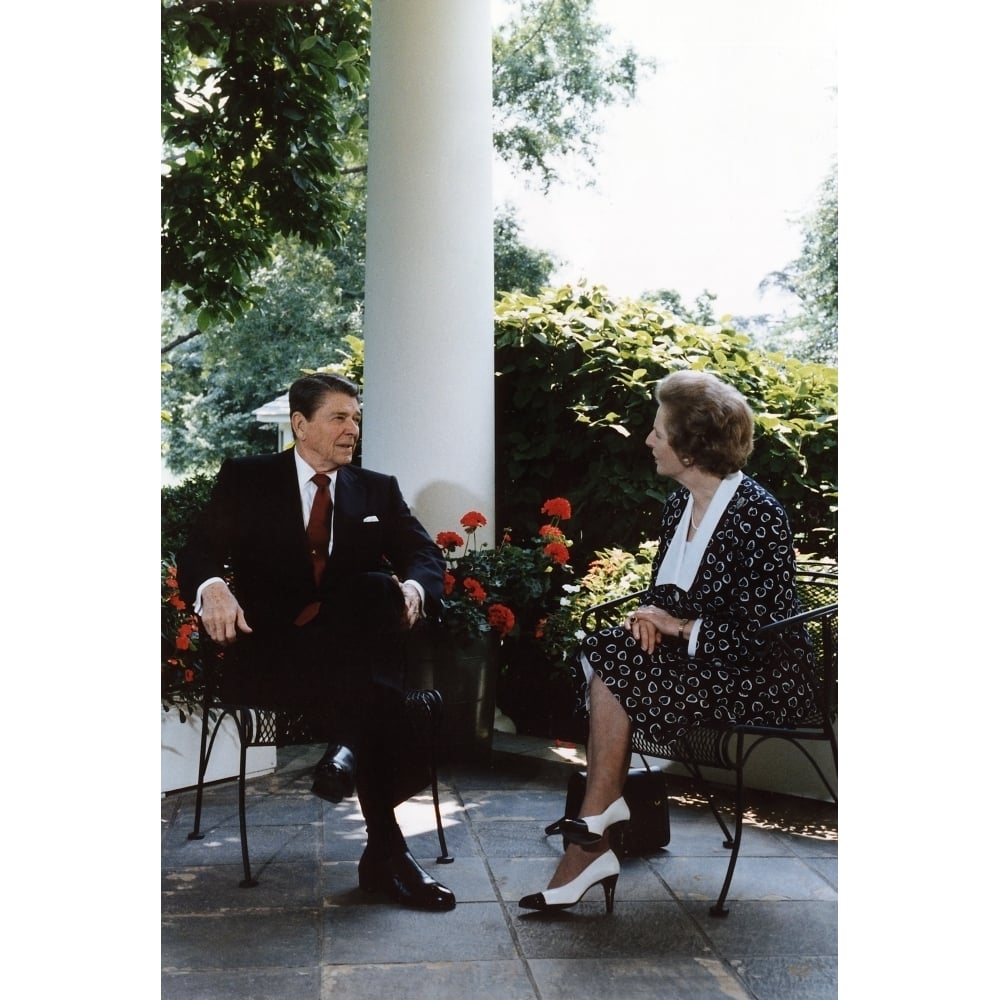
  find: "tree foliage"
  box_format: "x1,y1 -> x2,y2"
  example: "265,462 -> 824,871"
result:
162,236 -> 361,473
161,0 -> 371,327
759,163 -> 838,365
494,283 -> 837,562
639,288 -> 719,326
492,0 -> 648,189
162,0 -> 644,329
494,205 -> 557,297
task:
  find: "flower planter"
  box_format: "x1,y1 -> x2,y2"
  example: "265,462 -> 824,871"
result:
407,627 -> 498,761
161,708 -> 276,795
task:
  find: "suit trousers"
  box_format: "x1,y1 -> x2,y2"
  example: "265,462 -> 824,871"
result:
219,571 -> 418,856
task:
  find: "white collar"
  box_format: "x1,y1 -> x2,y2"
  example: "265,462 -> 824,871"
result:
293,448 -> 338,493
654,471 -> 743,591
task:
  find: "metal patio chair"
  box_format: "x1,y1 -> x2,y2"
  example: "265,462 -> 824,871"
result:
582,564 -> 838,916
186,663 -> 453,888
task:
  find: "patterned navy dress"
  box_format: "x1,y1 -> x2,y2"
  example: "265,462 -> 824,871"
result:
578,474 -> 816,753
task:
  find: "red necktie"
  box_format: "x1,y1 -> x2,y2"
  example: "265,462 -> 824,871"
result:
306,473 -> 332,585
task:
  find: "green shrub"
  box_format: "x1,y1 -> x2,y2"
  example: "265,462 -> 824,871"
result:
162,473 -> 216,563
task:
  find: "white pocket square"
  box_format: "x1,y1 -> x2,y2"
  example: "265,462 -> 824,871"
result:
363,515 -> 380,523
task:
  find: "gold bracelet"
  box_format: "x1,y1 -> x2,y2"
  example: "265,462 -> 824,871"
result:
677,618 -> 689,640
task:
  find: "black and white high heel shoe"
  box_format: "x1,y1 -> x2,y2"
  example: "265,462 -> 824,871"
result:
544,796 -> 631,846
518,849 -> 620,913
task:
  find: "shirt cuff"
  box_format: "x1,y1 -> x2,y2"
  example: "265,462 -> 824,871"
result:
194,577 -> 226,615
686,618 -> 703,656
403,579 -> 426,615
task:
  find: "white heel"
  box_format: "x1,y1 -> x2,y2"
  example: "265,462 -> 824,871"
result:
518,850 -> 620,914
551,796 -> 630,846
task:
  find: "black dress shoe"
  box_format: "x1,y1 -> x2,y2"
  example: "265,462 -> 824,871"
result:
358,848 -> 457,911
311,745 -> 356,804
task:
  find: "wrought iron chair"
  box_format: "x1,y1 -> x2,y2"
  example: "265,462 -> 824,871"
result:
582,564 -> 838,916
186,662 -> 454,888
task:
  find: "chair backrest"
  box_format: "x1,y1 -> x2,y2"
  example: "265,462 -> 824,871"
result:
787,564 -> 838,724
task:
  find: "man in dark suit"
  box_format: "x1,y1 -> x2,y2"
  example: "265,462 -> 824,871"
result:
178,373 -> 455,911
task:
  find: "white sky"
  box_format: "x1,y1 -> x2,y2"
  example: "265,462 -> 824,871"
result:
493,0 -> 837,317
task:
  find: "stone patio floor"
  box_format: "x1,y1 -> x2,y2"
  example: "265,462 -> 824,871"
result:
162,732 -> 837,1000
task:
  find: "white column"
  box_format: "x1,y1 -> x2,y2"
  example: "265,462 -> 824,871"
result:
363,0 -> 495,545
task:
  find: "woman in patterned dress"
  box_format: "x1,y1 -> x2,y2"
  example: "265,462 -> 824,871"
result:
519,370 -> 816,914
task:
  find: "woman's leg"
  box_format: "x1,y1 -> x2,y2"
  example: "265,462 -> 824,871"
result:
547,673 -> 632,888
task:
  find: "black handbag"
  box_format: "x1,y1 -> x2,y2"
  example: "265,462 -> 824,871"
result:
557,756 -> 670,857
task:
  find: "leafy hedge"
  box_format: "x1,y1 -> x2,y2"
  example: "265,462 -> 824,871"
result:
162,473 -> 217,563
494,283 -> 837,563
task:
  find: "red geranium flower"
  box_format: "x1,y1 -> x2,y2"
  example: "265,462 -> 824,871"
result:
543,542 -> 571,565
175,621 -> 195,651
463,577 -> 487,603
460,510 -> 488,530
443,571 -> 456,595
487,603 -> 516,638
534,616 -> 548,639
538,524 -> 564,541
541,497 -> 572,520
436,530 -> 464,551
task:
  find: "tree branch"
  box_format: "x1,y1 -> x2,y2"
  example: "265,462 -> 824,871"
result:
162,328 -> 202,354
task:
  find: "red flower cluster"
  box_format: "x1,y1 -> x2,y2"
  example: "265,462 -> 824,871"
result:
165,565 -> 187,610
436,500 -> 574,644
543,541 -> 571,565
436,530 -> 465,551
541,497 -> 572,520
175,621 -> 195,651
539,497 -> 572,564
487,603 -> 516,638
162,563 -> 204,710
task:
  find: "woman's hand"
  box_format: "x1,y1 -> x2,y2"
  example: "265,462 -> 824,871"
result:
626,604 -> 671,654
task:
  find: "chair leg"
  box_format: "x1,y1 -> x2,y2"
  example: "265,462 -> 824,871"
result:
680,759 -> 735,846
424,691 -> 452,864
187,703 -> 214,841
428,737 -> 453,865
236,713 -> 258,888
711,735 -> 746,917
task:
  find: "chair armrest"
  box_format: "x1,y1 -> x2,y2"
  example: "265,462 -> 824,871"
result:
583,595 -> 837,640
755,602 -> 838,637
581,590 -> 647,632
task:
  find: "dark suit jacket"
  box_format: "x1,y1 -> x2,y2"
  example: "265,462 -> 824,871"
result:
178,449 -> 445,636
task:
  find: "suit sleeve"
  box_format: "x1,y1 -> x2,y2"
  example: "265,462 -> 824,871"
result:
382,476 -> 446,616
176,460 -> 239,609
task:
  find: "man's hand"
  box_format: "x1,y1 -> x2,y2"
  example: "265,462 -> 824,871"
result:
397,579 -> 423,629
200,580 -> 253,646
